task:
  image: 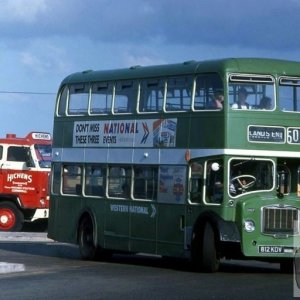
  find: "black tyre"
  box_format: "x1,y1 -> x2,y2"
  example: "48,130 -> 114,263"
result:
201,222 -> 220,272
0,202 -> 24,231
280,259 -> 293,273
78,216 -> 111,261
78,216 -> 97,260
191,222 -> 220,273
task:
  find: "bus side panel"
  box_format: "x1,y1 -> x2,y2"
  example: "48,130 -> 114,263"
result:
130,200 -> 157,254
156,203 -> 186,257
189,115 -> 224,149
48,195 -> 78,244
103,199 -> 130,251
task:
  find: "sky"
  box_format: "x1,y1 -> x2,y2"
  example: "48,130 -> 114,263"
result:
0,0 -> 299,138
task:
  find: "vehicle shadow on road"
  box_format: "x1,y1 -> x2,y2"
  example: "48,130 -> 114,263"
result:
0,241 -> 281,274
0,241 -> 81,260
94,254 -> 281,274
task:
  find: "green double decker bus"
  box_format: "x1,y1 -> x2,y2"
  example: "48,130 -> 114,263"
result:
48,58 -> 300,272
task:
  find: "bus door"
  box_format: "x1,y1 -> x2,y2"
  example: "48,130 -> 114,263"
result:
156,165 -> 187,256
130,166 -> 158,253
204,159 -> 224,205
187,159 -> 224,249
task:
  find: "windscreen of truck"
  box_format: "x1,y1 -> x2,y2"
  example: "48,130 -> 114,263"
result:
35,144 -> 52,168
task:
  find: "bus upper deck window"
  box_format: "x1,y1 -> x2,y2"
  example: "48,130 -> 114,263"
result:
194,74 -> 223,110
279,77 -> 300,112
57,85 -> 68,116
165,76 -> 192,112
229,74 -> 275,110
90,83 -> 113,114
68,84 -> 89,115
139,79 -> 164,113
114,81 -> 137,114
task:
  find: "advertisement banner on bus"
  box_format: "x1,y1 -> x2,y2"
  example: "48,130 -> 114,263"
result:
72,118 -> 177,148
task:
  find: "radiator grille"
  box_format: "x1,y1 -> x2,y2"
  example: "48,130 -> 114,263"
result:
262,206 -> 299,235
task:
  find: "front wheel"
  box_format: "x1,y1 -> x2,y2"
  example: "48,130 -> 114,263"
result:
0,202 -> 24,231
202,222 -> 220,272
191,222 -> 220,273
280,259 -> 293,273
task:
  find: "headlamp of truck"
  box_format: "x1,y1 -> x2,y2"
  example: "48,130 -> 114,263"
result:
40,198 -> 46,207
244,220 -> 255,232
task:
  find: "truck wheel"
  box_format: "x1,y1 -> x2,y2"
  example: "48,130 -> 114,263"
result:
78,216 -> 97,260
0,202 -> 24,231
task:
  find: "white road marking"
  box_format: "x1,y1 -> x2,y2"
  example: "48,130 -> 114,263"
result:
0,232 -> 52,242
0,262 -> 25,274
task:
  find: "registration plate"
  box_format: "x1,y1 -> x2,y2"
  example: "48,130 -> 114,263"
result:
259,246 -> 293,253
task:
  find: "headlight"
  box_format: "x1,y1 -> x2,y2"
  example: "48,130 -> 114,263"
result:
244,220 -> 255,232
39,198 -> 46,207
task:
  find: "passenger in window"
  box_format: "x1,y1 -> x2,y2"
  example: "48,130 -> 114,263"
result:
259,96 -> 272,110
208,91 -> 224,109
231,87 -> 250,109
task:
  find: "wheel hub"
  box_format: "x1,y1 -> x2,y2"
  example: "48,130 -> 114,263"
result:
0,215 -> 9,224
0,209 -> 15,229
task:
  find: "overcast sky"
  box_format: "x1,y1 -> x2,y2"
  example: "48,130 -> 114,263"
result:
0,0 -> 299,137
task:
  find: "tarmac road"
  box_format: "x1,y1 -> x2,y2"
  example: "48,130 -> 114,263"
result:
0,231 -> 294,300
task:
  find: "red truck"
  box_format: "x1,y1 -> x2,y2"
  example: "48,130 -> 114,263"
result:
0,132 -> 51,231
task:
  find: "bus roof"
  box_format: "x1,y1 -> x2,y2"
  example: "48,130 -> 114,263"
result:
60,58 -> 300,86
